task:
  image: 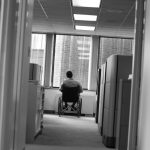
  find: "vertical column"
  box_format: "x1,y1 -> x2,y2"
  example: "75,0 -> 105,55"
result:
44,33 -> 54,87
88,36 -> 99,91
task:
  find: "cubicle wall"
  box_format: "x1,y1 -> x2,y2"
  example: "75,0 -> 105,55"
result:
102,55 -> 132,148
116,79 -> 131,150
98,63 -> 107,135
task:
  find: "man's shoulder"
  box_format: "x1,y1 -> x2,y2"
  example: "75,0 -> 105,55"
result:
63,79 -> 81,86
71,80 -> 81,85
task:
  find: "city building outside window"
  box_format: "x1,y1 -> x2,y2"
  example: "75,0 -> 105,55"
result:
53,34 -> 92,89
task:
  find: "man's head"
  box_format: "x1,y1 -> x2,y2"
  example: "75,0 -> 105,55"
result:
66,71 -> 73,78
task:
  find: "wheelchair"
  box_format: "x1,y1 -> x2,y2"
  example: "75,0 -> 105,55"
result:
58,86 -> 82,117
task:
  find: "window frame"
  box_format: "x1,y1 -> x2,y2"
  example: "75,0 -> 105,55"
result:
30,32 -> 47,85
51,33 -> 93,90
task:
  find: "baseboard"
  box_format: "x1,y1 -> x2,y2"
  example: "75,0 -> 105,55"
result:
60,113 -> 93,117
44,110 -> 55,114
102,135 -> 116,148
34,129 -> 42,139
44,110 -> 93,117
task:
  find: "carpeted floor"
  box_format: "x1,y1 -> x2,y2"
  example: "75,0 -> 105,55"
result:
26,114 -> 114,150
26,144 -> 114,150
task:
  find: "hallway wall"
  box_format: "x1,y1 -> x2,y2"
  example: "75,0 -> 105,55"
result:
137,0 -> 150,149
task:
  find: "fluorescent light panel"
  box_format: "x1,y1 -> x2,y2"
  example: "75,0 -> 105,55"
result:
74,14 -> 97,21
75,25 -> 95,31
72,0 -> 101,8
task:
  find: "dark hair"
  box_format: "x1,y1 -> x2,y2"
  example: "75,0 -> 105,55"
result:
66,71 -> 73,78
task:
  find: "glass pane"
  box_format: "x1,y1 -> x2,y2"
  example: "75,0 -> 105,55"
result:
30,33 -> 46,85
99,37 -> 133,66
53,35 -> 92,89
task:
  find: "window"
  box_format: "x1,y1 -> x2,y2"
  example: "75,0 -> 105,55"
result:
99,37 -> 133,66
30,33 -> 46,85
53,35 -> 92,89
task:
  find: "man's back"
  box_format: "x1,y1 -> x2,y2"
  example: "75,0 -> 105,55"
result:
60,79 -> 83,93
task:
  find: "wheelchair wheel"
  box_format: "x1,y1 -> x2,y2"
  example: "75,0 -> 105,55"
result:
58,98 -> 62,116
77,98 -> 82,117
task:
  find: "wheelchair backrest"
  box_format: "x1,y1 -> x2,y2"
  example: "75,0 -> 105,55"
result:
62,86 -> 79,102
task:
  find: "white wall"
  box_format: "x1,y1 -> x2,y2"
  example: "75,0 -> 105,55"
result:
137,0 -> 150,149
44,89 -> 96,115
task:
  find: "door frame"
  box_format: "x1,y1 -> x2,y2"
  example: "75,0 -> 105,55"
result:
127,0 -> 145,150
0,0 -> 34,150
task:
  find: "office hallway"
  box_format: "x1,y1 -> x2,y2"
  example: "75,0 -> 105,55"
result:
26,114 -> 113,150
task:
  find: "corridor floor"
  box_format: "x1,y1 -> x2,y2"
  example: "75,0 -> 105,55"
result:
26,114 -> 114,150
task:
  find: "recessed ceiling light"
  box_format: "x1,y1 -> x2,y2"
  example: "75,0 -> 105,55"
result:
72,0 -> 101,8
75,25 -> 95,31
74,14 -> 97,21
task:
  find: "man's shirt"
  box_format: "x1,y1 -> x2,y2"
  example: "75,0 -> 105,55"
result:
59,78 -> 83,93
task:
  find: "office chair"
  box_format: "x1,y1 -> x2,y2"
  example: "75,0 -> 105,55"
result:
58,86 -> 82,117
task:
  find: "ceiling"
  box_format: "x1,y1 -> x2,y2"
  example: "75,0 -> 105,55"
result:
32,0 -> 136,37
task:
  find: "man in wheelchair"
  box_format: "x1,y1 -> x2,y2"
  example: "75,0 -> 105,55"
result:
58,71 -> 83,115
